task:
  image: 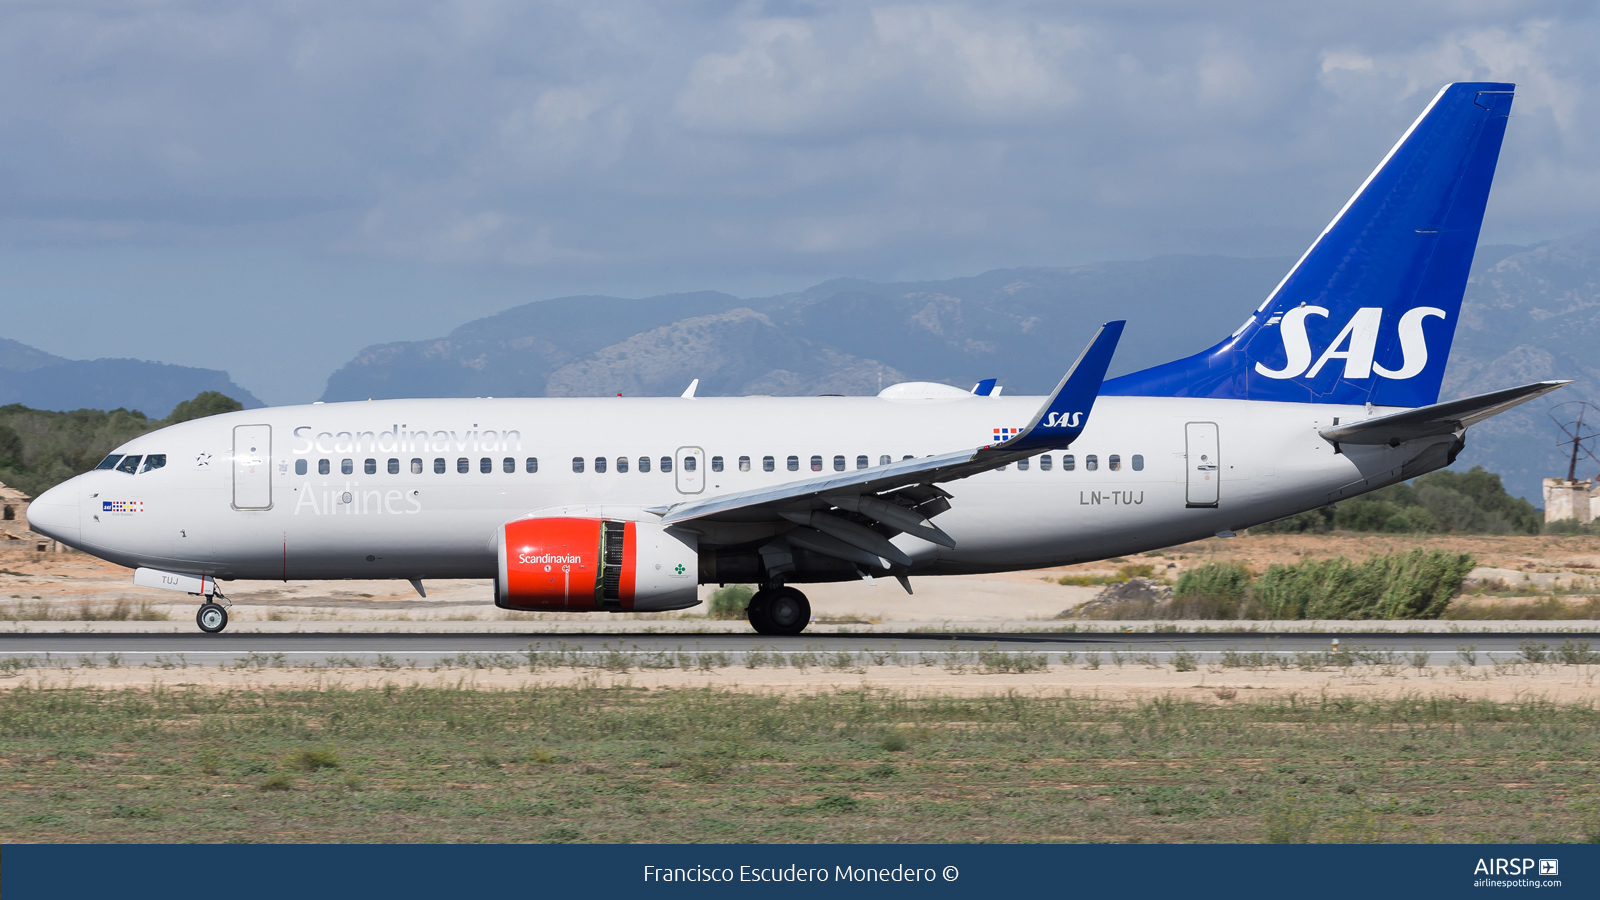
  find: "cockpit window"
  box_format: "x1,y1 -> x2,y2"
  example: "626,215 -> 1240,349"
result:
114,455 -> 142,474
139,454 -> 167,474
95,454 -> 123,471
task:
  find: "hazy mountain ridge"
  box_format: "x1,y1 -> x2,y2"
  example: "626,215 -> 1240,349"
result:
1441,232 -> 1600,502
0,354 -> 263,419
317,234 -> 1600,503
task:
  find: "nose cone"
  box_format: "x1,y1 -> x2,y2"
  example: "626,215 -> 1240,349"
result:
28,480 -> 80,545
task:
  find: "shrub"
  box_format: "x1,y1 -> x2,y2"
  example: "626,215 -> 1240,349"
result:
283,748 -> 340,771
706,584 -> 754,620
1252,550 -> 1474,620
1174,562 -> 1253,616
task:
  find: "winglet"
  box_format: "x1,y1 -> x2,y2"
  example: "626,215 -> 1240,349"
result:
681,379 -> 699,399
1000,321 -> 1124,453
971,378 -> 998,396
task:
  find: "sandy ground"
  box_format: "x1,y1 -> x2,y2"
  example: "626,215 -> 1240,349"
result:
6,661 -> 1598,703
2,532 -> 1599,634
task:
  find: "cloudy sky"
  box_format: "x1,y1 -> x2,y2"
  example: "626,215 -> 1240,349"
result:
1,1 -> 1596,404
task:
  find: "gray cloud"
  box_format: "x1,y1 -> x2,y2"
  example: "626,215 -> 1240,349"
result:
0,1 -> 1596,402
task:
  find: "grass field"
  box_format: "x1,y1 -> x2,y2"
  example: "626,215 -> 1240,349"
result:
2,684 -> 1598,844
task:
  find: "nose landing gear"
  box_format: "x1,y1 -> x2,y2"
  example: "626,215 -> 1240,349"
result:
746,585 -> 811,636
196,592 -> 231,634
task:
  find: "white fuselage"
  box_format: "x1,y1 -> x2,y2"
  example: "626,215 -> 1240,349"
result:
29,392 -> 1450,587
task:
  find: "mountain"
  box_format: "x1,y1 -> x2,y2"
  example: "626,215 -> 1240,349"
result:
323,255 -> 1295,401
1442,232 -> 1600,503
320,236 -> 1600,503
0,346 -> 263,419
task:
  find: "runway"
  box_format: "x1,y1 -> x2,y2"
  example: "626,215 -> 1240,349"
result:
1,630 -> 1591,668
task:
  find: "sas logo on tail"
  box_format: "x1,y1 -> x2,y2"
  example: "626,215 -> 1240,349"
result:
1042,412 -> 1083,429
1255,306 -> 1445,381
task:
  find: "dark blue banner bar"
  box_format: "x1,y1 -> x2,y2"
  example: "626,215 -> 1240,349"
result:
5,844 -> 1595,898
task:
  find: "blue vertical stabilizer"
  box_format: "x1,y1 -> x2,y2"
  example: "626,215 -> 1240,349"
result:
1102,82 -> 1514,407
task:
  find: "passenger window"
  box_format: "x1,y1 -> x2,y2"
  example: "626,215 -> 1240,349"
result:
637,456 -> 650,473
296,459 -> 308,475
763,456 -> 775,472
480,457 -> 492,474
457,458 -> 469,474
1109,454 -> 1121,471
660,456 -> 672,473
1063,454 -> 1075,471
879,455 -> 891,466
572,457 -> 585,473
364,459 -> 377,475
502,457 -> 514,474
739,456 -> 751,472
595,457 -> 607,473
903,455 -> 914,460
856,455 -> 868,470
1086,455 -> 1099,471
339,459 -> 351,475
319,459 -> 331,475
1133,454 -> 1145,471
833,455 -> 845,472
388,459 -> 400,475
617,457 -> 629,473
1040,455 -> 1053,471
811,455 -> 823,472
115,455 -> 142,474
526,457 -> 539,473
683,456 -> 695,472
433,458 -> 445,474
139,454 -> 167,473
411,458 -> 423,475
787,456 -> 798,472
95,455 -> 123,470
711,456 -> 723,473
1017,457 -> 1029,471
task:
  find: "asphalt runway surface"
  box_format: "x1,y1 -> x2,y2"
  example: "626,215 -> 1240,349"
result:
1,631 -> 1593,668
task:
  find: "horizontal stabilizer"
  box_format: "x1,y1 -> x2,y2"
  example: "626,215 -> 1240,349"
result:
1319,380 -> 1569,445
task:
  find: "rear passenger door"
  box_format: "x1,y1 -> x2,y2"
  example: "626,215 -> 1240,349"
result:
1185,422 -> 1219,508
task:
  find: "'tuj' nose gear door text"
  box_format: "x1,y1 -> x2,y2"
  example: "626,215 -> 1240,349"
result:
675,446 -> 705,494
233,425 -> 273,510
1185,422 -> 1219,508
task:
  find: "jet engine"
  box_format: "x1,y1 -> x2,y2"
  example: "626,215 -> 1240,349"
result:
495,517 -> 699,612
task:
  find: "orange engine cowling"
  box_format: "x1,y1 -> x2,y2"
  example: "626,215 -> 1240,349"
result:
495,517 -> 699,612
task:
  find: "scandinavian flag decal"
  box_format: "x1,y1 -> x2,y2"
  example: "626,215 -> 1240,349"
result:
102,501 -> 144,513
992,427 -> 1020,443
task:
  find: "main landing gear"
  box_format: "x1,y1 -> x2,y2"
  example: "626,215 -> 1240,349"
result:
746,585 -> 811,636
196,593 -> 231,634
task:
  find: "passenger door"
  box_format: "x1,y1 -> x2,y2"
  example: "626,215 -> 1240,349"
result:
1185,422 -> 1219,508
674,446 -> 705,494
233,425 -> 273,510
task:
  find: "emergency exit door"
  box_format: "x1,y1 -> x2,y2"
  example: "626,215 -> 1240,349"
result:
675,446 -> 705,494
1185,422 -> 1219,508
233,425 -> 273,510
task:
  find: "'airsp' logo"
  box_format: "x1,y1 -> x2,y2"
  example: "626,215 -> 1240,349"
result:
1255,306 -> 1445,381
1043,412 -> 1084,429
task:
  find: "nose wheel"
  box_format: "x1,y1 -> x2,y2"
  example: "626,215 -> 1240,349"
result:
196,601 -> 229,634
746,586 -> 811,636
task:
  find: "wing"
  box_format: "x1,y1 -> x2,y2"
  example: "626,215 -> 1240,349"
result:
1319,380 -> 1569,445
650,322 -> 1124,573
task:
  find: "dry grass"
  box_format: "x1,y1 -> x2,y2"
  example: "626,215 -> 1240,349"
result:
1,684 -> 1597,844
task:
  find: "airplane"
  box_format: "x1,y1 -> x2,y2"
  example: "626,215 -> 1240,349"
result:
26,81 -> 1566,635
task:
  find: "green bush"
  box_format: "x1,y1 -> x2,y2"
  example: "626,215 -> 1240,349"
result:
1252,550 -> 1474,620
0,392 -> 244,496
1255,467 -> 1538,536
706,585 -> 754,620
1174,562 -> 1253,616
